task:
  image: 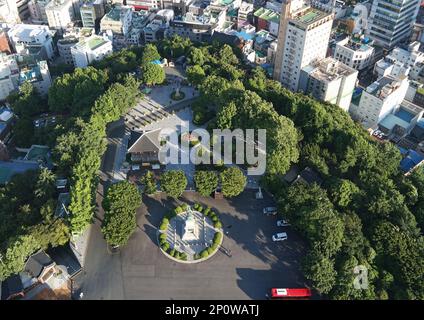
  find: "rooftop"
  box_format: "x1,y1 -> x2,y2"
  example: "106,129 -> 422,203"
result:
0,160 -> 39,185
254,7 -> 280,24
307,57 -> 357,82
365,75 -> 405,99
291,6 -> 332,26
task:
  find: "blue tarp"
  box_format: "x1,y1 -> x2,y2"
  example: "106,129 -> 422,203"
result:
400,149 -> 424,172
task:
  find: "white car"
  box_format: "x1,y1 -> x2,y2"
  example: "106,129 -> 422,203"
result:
272,232 -> 288,242
277,219 -> 290,227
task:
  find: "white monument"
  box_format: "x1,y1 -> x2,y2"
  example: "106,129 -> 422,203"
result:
181,207 -> 198,241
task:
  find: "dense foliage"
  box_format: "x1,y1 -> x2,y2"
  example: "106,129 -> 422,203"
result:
160,170 -> 188,199
194,170 -> 218,197
219,167 -> 246,198
101,181 -> 142,247
0,170 -> 69,280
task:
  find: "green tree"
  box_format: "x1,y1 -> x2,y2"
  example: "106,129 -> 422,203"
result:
186,65 -> 206,86
187,47 -> 205,66
194,170 -> 218,197
141,170 -> 157,195
141,44 -> 161,66
141,64 -> 165,86
302,251 -> 337,294
102,181 -> 142,247
160,170 -> 188,198
220,167 -> 246,197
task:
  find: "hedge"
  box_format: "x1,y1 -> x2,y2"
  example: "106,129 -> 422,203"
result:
200,249 -> 209,258
214,221 -> 222,229
161,242 -> 170,251
213,232 -> 222,244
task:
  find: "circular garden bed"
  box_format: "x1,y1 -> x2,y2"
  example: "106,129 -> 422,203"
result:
157,203 -> 223,263
170,90 -> 185,101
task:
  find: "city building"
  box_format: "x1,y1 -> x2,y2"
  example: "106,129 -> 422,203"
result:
71,34 -> 112,68
351,74 -> 409,128
16,0 -> 31,21
333,36 -> 375,71
57,27 -> 94,64
0,53 -> 52,99
143,9 -> 173,43
299,57 -> 358,111
0,54 -> 17,101
366,0 -> 421,49
126,0 -> 161,11
253,7 -> 279,36
374,42 -> 424,80
0,105 -> 15,144
100,4 -> 133,35
7,24 -> 55,60
45,0 -> 75,31
273,0 -> 334,92
165,6 -> 227,43
0,0 -> 21,24
28,0 -> 50,24
0,30 -> 12,54
80,2 -> 96,28
340,3 -> 369,35
237,1 -> 253,29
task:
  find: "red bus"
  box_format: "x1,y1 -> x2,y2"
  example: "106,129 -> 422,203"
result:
270,288 -> 312,299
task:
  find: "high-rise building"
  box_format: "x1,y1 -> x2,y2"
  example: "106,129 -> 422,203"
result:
0,0 -> 21,24
273,0 -> 334,91
366,0 -> 421,49
80,3 -> 96,28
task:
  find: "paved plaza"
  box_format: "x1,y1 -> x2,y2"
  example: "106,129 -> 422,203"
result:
81,191 -> 308,300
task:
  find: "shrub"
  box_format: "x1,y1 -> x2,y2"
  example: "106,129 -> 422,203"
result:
207,247 -> 214,255
180,252 -> 187,260
175,206 -> 183,214
200,249 -> 209,259
159,233 -> 167,241
213,232 -> 223,244
211,215 -> 218,223
214,221 -> 222,229
193,203 -> 199,210
197,205 -> 203,213
174,251 -> 180,259
159,222 -> 168,231
181,203 -> 188,211
194,253 -> 200,260
169,248 -> 176,256
204,207 -> 211,216
161,242 -> 170,251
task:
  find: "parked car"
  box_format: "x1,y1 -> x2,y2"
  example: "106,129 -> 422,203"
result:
277,219 -> 290,227
263,207 -> 278,216
272,232 -> 288,242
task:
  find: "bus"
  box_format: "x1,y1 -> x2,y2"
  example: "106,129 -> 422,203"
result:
270,288 -> 312,299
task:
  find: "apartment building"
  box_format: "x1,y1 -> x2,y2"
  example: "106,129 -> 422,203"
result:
45,0 -> 75,31
7,24 -> 55,60
352,74 -> 409,128
334,36 -> 375,71
71,34 -> 112,68
299,57 -> 358,111
273,0 -> 334,92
